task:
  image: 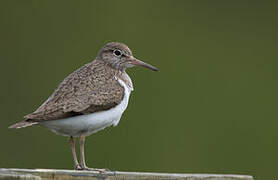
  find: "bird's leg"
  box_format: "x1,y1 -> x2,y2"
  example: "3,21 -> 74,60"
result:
79,135 -> 106,173
69,136 -> 81,170
79,135 -> 87,169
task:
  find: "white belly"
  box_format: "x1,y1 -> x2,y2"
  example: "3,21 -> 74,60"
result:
40,78 -> 132,137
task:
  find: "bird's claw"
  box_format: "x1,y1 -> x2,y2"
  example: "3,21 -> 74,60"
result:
75,165 -> 107,173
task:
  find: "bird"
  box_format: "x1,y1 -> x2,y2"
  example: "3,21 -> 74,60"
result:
9,42 -> 158,172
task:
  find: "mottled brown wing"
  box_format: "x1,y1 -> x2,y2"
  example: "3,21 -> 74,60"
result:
24,61 -> 124,121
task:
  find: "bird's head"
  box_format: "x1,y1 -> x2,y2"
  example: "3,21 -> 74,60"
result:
97,42 -> 158,72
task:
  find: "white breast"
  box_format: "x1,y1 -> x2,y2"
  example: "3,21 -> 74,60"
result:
40,77 -> 132,137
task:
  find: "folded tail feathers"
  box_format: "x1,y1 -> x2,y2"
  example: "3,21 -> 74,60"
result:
8,121 -> 38,129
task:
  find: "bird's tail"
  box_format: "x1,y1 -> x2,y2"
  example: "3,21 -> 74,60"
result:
8,120 -> 38,129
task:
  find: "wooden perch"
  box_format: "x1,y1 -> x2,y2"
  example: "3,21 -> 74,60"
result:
0,168 -> 254,180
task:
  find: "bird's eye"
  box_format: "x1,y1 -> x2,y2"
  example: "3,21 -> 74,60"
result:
113,49 -> 122,57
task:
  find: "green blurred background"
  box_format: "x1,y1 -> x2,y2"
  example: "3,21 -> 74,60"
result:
1,1 -> 277,179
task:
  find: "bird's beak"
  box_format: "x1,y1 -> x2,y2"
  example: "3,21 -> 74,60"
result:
128,56 -> 158,71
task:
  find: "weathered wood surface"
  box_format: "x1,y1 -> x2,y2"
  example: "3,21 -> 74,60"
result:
0,168 -> 254,180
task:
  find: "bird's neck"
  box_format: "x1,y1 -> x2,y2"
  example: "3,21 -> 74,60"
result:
91,59 -> 133,91
116,70 -> 134,92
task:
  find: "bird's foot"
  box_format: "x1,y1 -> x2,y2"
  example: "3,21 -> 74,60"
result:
74,164 -> 82,170
79,165 -> 107,173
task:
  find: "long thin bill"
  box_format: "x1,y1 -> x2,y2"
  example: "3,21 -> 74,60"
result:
130,58 -> 158,71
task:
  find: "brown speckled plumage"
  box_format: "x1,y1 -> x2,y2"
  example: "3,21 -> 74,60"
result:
24,60 -> 132,121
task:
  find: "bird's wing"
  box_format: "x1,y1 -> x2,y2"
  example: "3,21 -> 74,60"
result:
24,61 -> 124,121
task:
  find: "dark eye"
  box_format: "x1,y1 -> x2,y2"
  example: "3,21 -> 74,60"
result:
113,49 -> 122,57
